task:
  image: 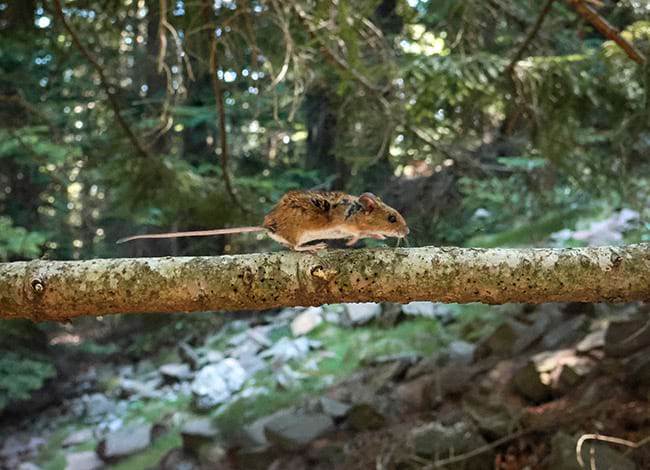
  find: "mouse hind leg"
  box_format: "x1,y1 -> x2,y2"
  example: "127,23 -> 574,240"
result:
293,242 -> 328,251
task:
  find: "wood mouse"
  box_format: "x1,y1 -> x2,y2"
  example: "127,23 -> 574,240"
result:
117,191 -> 409,251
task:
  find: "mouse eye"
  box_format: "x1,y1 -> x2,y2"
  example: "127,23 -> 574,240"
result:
388,215 -> 397,223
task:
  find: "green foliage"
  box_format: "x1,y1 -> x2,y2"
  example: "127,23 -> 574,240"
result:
0,216 -> 48,261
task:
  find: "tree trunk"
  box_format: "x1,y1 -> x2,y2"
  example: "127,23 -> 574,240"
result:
1,244 -> 649,322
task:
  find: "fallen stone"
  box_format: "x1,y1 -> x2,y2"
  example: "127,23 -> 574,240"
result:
346,403 -> 386,431
512,361 -> 552,403
477,314 -> 550,359
393,375 -> 434,412
576,330 -> 606,353
82,394 -> 116,422
191,359 -> 247,410
65,451 -> 104,470
319,397 -> 351,419
377,302 -> 404,327
411,421 -> 491,469
18,463 -> 42,470
342,302 -> 382,326
264,412 -> 334,451
157,448 -> 200,470
550,431 -> 636,470
605,316 -> 650,358
260,337 -> 318,362
291,307 -> 323,336
542,315 -> 587,349
62,428 -> 94,447
448,340 -> 476,365
181,418 -> 219,455
178,342 -> 201,370
463,388 -> 519,438
96,423 -> 152,462
117,378 -> 160,400
159,363 -> 192,383
402,301 -> 454,320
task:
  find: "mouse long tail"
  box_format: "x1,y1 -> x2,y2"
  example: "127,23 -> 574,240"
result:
116,226 -> 266,244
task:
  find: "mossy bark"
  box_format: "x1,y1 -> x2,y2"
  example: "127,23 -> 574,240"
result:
1,244 -> 650,322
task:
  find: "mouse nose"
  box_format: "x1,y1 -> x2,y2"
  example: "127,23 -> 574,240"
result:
403,227 -> 410,236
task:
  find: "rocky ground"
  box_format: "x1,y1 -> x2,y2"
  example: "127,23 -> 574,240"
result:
2,300 -> 650,470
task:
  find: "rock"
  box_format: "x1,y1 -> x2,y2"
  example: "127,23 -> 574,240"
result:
156,448 -> 200,470
463,388 -> 519,438
274,364 -> 307,389
181,418 -> 219,456
234,410 -> 292,449
247,326 -> 273,348
342,302 -> 381,326
402,302 -> 454,320
96,423 -> 152,462
238,354 -> 267,378
159,363 -> 192,383
191,359 -> 247,410
605,316 -> 650,358
319,397 -> 351,419
82,394 -> 116,422
202,350 -> 225,364
392,375 -> 434,412
550,431 -> 636,470
178,342 -> 201,370
260,337 -> 319,362
117,378 -> 160,400
346,403 -> 386,431
264,412 -> 334,451
448,340 -> 476,365
576,330 -> 606,353
65,451 -> 104,470
512,361 -> 552,403
197,442 -> 226,467
542,315 -> 587,349
291,307 -> 323,336
411,421 -> 492,470
476,314 -> 550,359
63,428 -> 94,447
18,463 -> 42,470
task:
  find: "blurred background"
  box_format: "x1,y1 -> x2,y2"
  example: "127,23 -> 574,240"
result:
1,0 -> 649,469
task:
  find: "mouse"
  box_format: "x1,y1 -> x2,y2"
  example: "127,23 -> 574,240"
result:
117,190 -> 409,251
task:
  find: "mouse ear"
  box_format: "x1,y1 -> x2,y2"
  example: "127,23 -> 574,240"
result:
359,192 -> 378,212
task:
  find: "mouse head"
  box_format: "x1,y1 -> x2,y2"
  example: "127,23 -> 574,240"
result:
349,192 -> 409,238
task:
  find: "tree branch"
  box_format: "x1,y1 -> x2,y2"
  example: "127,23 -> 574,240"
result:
52,0 -> 152,159
1,244 -> 649,322
505,0 -> 556,76
567,0 -> 646,64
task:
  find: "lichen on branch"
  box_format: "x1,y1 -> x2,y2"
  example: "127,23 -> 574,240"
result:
1,244 -> 649,322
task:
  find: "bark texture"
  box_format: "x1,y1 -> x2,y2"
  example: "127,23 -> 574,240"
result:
1,244 -> 649,322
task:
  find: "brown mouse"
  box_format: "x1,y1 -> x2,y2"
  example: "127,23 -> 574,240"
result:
117,191 -> 409,251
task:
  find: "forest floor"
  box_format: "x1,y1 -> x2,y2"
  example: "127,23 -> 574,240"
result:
2,298 -> 650,470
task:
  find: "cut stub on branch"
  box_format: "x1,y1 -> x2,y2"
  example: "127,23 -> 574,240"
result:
1,244 -> 650,322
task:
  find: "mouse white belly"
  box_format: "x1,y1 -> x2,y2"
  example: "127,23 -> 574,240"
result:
297,228 -> 354,245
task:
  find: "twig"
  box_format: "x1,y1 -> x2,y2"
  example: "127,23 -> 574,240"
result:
567,0 -> 646,64
52,0 -> 151,159
506,0 -> 556,75
202,0 -> 248,213
576,433 -> 650,469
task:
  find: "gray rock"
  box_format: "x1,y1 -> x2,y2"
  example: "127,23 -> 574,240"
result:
542,315 -> 587,349
62,428 -> 94,447
82,394 -> 116,422
476,314 -> 549,359
463,388 -> 519,438
512,360 -> 552,403
191,359 -> 247,409
238,354 -> 267,378
65,451 -> 104,470
96,423 -> 152,462
448,340 -> 476,365
201,350 -> 225,366
411,421 -> 491,469
179,342 -> 201,370
160,363 -> 192,383
264,412 -> 334,451
117,378 -> 160,399
319,397 -> 351,419
346,403 -> 386,431
18,464 -> 42,470
291,307 -> 323,336
402,302 -> 454,320
605,316 -> 650,358
550,431 -> 636,470
576,330 -> 606,353
260,337 -> 319,362
181,418 -> 219,455
342,303 -> 381,326
157,448 -> 200,470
